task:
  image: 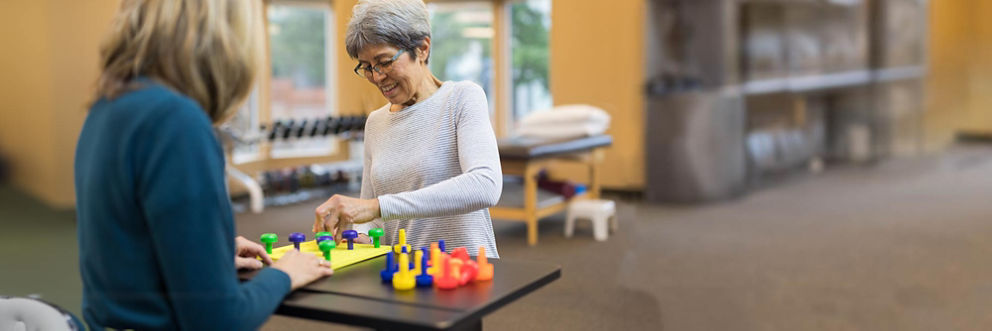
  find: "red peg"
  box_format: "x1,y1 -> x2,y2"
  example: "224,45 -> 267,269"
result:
451,247 -> 470,262
434,254 -> 458,290
457,259 -> 479,286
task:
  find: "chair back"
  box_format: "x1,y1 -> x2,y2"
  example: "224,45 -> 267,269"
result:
0,296 -> 83,331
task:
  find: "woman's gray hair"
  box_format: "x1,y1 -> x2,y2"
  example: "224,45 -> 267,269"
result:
345,0 -> 432,63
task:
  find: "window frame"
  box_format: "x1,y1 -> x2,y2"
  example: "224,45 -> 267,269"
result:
501,0 -> 552,137
230,0 -> 345,171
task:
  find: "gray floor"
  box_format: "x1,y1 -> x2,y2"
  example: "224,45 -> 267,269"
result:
4,145 -> 992,330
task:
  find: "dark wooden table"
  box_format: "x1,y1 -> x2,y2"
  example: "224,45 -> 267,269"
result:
244,256 -> 561,330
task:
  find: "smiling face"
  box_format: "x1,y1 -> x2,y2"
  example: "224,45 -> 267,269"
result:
356,43 -> 431,106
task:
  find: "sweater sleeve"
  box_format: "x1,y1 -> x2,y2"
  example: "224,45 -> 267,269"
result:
137,100 -> 290,330
376,83 -> 503,220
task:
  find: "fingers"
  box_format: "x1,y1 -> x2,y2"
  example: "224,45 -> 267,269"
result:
272,249 -> 336,290
254,246 -> 274,265
290,251 -> 335,278
326,211 -> 340,239
314,198 -> 335,233
236,238 -> 274,263
234,236 -> 275,265
234,236 -> 249,253
313,256 -> 335,276
235,256 -> 264,270
332,224 -> 342,243
313,207 -> 328,233
312,213 -> 321,233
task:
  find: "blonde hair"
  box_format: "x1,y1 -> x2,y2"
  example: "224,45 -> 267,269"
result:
96,0 -> 264,124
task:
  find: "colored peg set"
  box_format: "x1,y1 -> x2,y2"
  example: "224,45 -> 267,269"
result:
259,229 -> 494,291
380,240 -> 495,291
260,228 -> 387,266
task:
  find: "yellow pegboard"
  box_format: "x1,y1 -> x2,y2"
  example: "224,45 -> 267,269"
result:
268,241 -> 391,270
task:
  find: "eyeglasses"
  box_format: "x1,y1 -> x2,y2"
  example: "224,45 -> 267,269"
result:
354,49 -> 405,78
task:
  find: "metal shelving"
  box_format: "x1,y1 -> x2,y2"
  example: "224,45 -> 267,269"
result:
740,66 -> 926,95
644,0 -> 929,201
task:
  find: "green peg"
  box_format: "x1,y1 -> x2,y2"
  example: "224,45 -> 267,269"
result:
315,231 -> 331,242
369,228 -> 384,248
260,233 -> 278,254
319,240 -> 336,262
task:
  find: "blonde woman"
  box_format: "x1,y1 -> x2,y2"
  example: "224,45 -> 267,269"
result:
313,0 -> 502,258
74,0 -> 331,329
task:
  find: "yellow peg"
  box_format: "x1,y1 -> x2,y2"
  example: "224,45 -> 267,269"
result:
413,249 -> 424,275
392,250 -> 415,290
393,228 -> 411,254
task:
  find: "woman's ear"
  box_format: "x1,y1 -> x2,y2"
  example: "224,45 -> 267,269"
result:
419,37 -> 432,64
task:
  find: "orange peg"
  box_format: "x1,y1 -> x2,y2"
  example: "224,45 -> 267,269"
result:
475,246 -> 493,282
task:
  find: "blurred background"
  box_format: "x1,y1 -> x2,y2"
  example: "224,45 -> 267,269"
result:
2,0 -> 992,330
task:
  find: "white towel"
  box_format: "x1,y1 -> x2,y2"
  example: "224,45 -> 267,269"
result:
516,104 -> 610,140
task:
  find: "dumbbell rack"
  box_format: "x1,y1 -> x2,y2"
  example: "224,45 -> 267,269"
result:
222,115 -> 368,213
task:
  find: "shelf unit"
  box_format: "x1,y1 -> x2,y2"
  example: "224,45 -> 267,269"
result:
740,66 -> 925,95
643,0 -> 929,201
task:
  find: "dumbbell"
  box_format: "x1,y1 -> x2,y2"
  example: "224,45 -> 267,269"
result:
295,119 -> 309,139
351,115 -> 366,133
267,121 -> 282,141
320,116 -> 334,137
309,117 -> 324,138
338,117 -> 356,135
358,116 -> 369,131
325,117 -> 341,136
281,119 -> 296,140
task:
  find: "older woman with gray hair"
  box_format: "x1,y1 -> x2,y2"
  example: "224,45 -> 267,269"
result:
313,0 -> 502,258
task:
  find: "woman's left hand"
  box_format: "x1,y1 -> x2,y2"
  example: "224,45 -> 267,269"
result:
234,236 -> 273,270
313,195 -> 380,239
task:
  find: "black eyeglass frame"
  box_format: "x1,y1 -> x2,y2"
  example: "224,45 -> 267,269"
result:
353,49 -> 406,78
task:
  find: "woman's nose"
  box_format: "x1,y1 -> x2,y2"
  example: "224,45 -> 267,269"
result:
370,70 -> 387,83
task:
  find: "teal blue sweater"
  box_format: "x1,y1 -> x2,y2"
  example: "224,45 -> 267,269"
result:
75,80 -> 290,330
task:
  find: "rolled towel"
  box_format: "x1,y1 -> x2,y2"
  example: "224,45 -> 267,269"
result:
516,104 -> 610,140
518,104 -> 610,128
516,121 -> 608,140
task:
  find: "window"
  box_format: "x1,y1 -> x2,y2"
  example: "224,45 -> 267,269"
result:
507,0 -> 551,125
267,1 -> 336,157
428,2 -> 495,105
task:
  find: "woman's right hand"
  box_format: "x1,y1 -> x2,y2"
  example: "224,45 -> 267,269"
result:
271,249 -> 334,290
313,195 -> 381,239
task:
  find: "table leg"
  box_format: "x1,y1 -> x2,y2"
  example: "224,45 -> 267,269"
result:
589,149 -> 604,200
449,318 -> 483,331
524,163 -> 539,246
526,216 -> 538,246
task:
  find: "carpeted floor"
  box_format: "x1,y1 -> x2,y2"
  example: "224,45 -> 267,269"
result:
4,145 -> 992,330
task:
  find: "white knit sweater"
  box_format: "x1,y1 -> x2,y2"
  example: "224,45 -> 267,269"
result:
353,81 -> 502,258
